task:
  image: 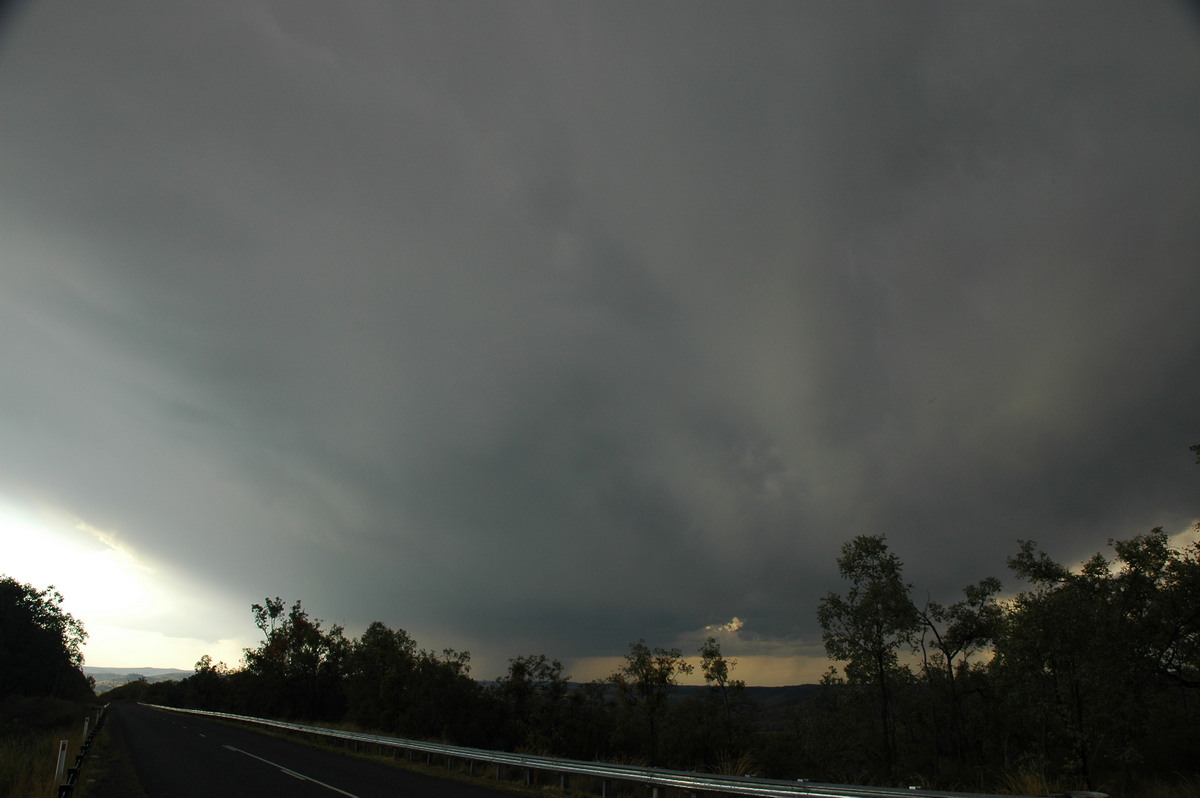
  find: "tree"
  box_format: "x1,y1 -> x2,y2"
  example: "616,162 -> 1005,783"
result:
495,654 -> 571,753
609,640 -> 694,764
917,576 -> 1003,768
184,654 -> 229,710
993,532 -> 1200,789
817,535 -> 920,780
699,636 -> 753,762
243,597 -> 348,720
251,596 -> 285,637
344,621 -> 418,731
995,540 -> 1120,788
403,646 -> 490,745
0,576 -> 92,700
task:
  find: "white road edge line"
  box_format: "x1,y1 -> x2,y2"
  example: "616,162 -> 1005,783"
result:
222,744 -> 361,798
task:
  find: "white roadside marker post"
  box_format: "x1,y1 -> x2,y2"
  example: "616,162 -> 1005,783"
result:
55,739 -> 68,782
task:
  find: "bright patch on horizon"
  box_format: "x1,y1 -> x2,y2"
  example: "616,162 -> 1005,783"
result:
1,498 -> 156,620
0,495 -> 252,668
706,616 -> 745,634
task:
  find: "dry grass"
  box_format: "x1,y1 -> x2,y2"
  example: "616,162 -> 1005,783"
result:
994,764 -> 1067,796
0,697 -> 91,798
1117,774 -> 1200,798
994,766 -> 1200,798
714,750 -> 758,777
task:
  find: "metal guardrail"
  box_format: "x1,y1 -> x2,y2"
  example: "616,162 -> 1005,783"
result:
143,703 -> 1039,798
57,704 -> 107,797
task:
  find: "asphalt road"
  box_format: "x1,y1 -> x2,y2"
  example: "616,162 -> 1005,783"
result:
110,703 -> 523,798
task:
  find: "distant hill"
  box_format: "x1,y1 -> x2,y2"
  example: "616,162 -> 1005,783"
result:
671,684 -> 820,729
572,682 -> 819,730
84,666 -> 191,693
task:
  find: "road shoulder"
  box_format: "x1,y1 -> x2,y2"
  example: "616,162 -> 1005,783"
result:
75,705 -> 150,798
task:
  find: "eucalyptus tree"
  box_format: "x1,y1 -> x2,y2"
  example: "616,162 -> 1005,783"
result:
994,530 -> 1200,789
495,653 -> 571,753
817,535 -> 920,780
243,597 -> 348,720
699,636 -> 754,761
610,640 -> 694,764
917,576 -> 1003,766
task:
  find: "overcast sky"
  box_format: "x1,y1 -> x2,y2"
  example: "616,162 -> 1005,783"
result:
2,1 -> 1198,685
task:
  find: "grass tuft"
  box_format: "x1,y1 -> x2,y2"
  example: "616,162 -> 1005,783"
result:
715,750 -> 758,777
0,697 -> 92,798
994,764 -> 1066,796
1120,773 -> 1200,798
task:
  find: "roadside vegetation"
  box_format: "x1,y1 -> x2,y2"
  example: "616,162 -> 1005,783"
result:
0,696 -> 94,798
0,576 -> 97,797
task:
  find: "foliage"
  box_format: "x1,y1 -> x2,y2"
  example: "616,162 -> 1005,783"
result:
804,524 -> 1200,793
694,636 -> 756,766
915,575 -> 1003,776
0,576 -> 93,701
993,530 -> 1200,790
242,597 -> 349,720
343,621 -> 418,731
493,653 -> 571,753
817,535 -> 920,780
608,640 -> 693,765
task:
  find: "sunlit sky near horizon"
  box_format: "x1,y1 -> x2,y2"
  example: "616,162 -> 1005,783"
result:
2,1 -> 1198,687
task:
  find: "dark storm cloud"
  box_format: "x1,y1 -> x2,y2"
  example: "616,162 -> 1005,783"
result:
1,1 -> 1197,678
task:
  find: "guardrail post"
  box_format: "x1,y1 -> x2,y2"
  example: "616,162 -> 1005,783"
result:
602,778 -> 612,798
560,772 -> 569,792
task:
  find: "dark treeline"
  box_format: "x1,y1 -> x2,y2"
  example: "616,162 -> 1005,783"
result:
102,528 -> 1200,795
1,576 -> 94,702
805,530 -> 1200,794
102,601 -> 752,769
1,576 -> 97,798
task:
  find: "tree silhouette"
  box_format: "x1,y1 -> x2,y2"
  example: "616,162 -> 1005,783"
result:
0,575 -> 92,700
818,535 -> 919,780
609,640 -> 693,765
